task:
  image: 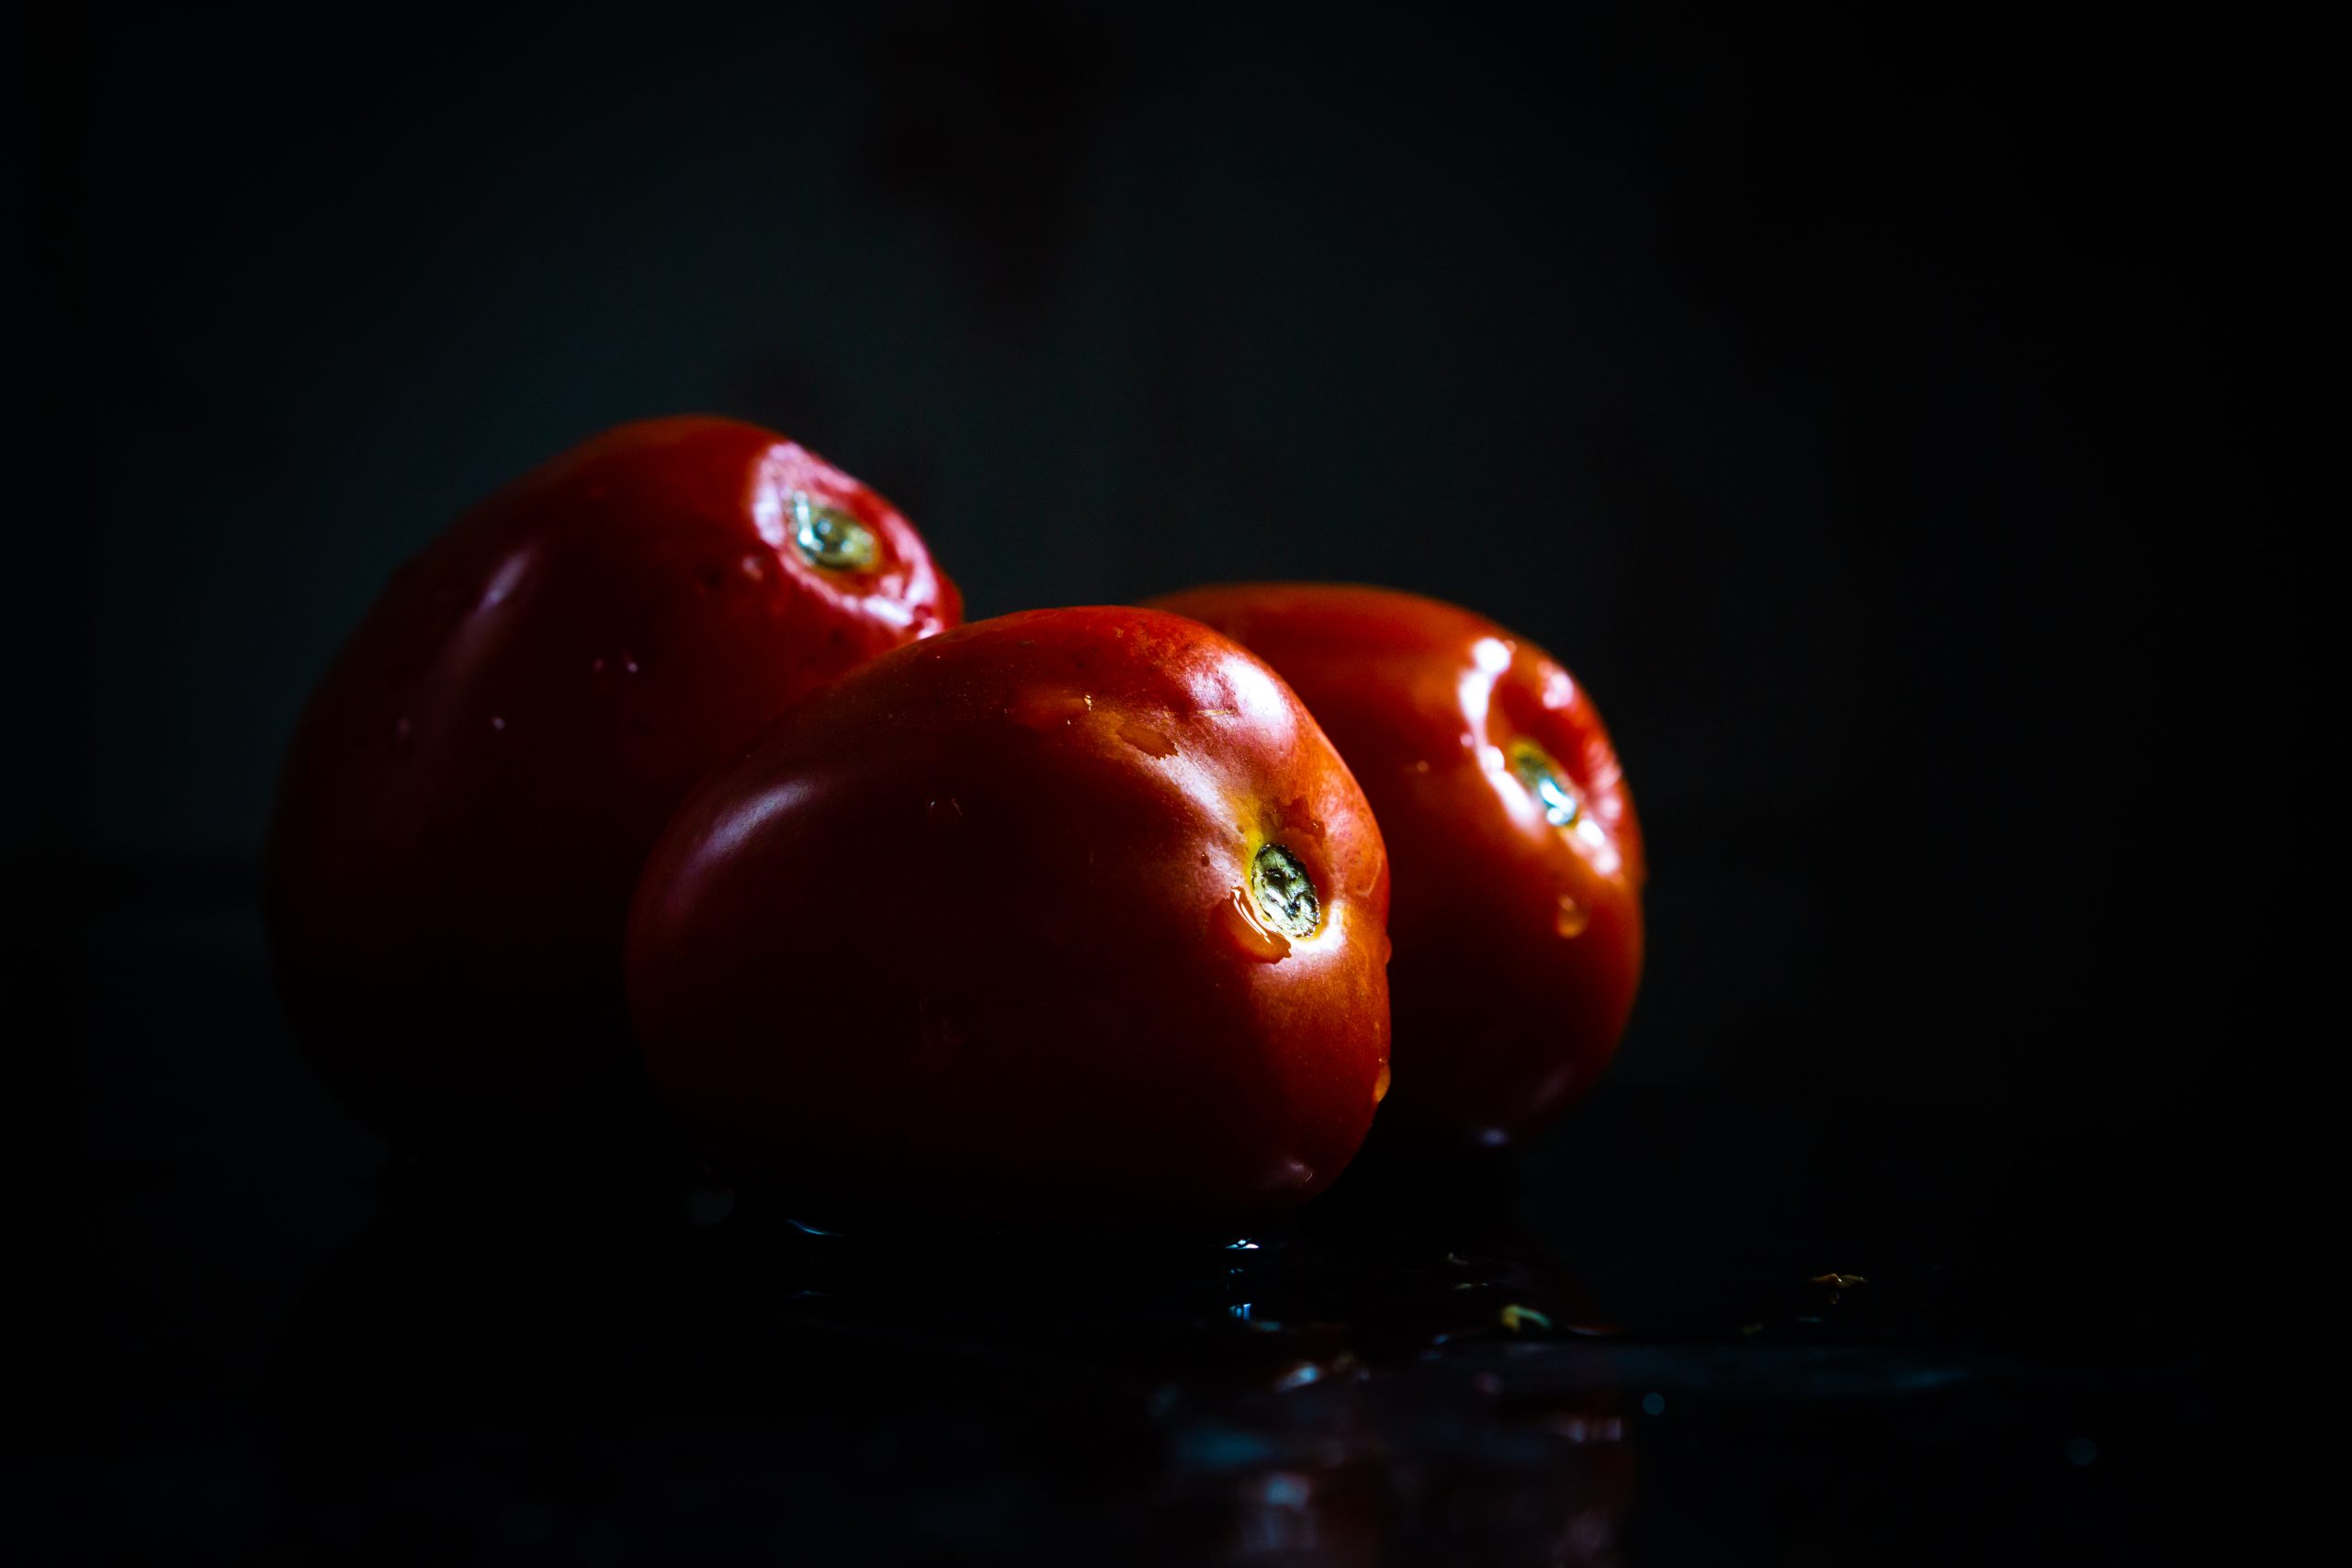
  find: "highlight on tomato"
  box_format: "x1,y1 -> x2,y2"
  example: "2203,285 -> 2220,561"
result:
1151,584 -> 1643,1155
268,416 -> 960,1152
624,606 -> 1392,1227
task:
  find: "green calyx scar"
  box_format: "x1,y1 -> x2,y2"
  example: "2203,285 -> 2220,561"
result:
1250,843 -> 1321,939
791,491 -> 880,571
1508,739 -> 1583,828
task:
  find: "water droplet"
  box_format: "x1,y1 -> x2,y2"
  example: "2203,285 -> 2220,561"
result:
1254,1157 -> 1315,1193
1008,689 -> 1091,731
489,715 -> 506,732
1373,1060 -> 1391,1103
1217,887 -> 1291,963
1272,1362 -> 1322,1392
1116,716 -> 1177,758
1555,894 -> 1589,937
1549,1415 -> 1600,1442
1408,758 -> 1432,773
740,554 -> 766,582
623,656 -> 640,675
1499,1303 -> 1553,1333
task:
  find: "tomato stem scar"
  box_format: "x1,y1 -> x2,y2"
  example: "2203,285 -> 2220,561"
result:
1250,842 -> 1321,939
790,491 -> 879,571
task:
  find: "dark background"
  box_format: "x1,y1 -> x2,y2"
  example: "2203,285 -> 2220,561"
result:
9,1 -> 2337,1562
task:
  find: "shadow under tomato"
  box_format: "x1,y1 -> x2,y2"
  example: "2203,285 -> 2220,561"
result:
264,1159 -> 1634,1564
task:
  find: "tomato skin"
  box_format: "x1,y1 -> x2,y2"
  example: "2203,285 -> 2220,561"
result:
1149,585 -> 1643,1155
266,416 -> 960,1149
624,607 -> 1392,1227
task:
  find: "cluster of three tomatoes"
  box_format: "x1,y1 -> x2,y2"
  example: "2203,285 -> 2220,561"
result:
270,418 -> 1645,1228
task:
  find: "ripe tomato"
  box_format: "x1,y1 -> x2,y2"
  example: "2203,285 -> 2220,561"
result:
267,416 -> 960,1150
624,606 -> 1392,1227
1150,585 -> 1644,1154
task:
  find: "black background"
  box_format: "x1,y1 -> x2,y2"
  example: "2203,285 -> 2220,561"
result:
9,1 -> 2337,1562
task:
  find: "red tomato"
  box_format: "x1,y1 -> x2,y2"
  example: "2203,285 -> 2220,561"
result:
267,416 -> 960,1150
624,607 -> 1392,1227
1149,585 -> 1644,1154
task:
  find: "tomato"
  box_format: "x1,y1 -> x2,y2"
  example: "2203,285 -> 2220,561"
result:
267,416 -> 960,1151
623,606 -> 1392,1227
1149,585 -> 1643,1154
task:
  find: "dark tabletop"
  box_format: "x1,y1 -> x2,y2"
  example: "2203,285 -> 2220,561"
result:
19,881 -> 2342,1567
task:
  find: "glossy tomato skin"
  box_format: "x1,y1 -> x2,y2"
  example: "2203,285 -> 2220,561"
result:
624,607 -> 1392,1228
1149,585 -> 1643,1155
267,416 -> 960,1151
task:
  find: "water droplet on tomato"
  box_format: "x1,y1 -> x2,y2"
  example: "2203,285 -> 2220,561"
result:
1555,895 -> 1589,937
1373,1061 -> 1392,1103
1257,1157 -> 1316,1194
1117,717 -> 1177,758
489,715 -> 506,733
1008,689 -> 1092,731
1217,887 -> 1291,963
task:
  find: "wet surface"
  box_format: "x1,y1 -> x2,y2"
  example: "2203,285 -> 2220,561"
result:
29,890 -> 2348,1564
